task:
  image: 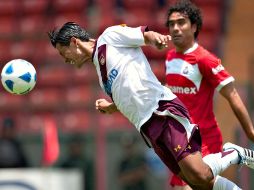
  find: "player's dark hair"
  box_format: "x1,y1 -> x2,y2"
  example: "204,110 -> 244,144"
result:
48,22 -> 90,47
166,0 -> 202,39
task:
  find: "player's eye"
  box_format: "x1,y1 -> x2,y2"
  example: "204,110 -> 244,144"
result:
167,21 -> 174,27
178,20 -> 186,26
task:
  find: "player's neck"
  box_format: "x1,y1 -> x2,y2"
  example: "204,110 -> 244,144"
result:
175,41 -> 195,54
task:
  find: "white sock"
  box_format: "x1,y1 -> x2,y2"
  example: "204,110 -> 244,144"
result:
203,150 -> 239,176
213,176 -> 242,190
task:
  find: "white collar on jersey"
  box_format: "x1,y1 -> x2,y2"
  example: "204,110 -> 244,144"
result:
183,42 -> 198,54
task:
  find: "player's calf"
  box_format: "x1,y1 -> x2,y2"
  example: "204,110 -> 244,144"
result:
178,152 -> 214,188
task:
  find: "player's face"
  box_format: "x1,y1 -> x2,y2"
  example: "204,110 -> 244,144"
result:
167,12 -> 196,51
56,39 -> 90,68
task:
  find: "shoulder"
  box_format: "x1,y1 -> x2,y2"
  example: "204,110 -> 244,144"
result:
97,25 -> 125,43
195,45 -> 220,64
102,25 -> 129,34
196,45 -> 219,60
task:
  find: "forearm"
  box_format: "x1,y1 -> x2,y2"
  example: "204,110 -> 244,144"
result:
221,83 -> 254,141
229,93 -> 254,140
143,31 -> 156,45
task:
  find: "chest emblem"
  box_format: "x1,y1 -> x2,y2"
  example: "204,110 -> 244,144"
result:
182,66 -> 189,74
99,55 -> 106,65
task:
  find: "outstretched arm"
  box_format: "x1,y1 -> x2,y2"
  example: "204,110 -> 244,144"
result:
95,99 -> 118,114
143,31 -> 171,50
220,82 -> 254,142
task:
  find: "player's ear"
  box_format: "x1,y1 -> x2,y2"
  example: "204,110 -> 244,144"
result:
78,39 -> 94,54
191,23 -> 197,34
70,37 -> 78,46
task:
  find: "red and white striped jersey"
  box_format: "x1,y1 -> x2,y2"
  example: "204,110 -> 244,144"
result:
165,43 -> 234,139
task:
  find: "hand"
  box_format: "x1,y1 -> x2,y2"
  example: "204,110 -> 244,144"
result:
95,99 -> 118,114
154,33 -> 171,50
144,31 -> 171,50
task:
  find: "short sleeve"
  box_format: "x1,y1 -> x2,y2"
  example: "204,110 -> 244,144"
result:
198,53 -> 234,91
99,25 -> 146,47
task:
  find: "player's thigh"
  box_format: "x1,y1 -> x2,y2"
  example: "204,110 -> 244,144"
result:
178,151 -> 214,185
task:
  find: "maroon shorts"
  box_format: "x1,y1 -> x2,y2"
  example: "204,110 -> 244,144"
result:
170,125 -> 223,186
141,99 -> 201,175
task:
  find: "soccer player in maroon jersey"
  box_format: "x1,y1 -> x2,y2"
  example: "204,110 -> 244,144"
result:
164,0 -> 254,189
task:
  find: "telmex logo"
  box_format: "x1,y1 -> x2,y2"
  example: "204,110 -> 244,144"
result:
169,86 -> 197,94
0,181 -> 36,190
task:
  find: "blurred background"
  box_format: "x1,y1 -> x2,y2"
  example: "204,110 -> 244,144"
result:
0,0 -> 253,189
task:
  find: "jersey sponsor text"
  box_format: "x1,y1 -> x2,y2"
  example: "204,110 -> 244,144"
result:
168,85 -> 197,94
105,69 -> 118,95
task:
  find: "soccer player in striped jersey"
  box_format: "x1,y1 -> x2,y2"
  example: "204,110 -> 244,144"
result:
164,0 -> 254,189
